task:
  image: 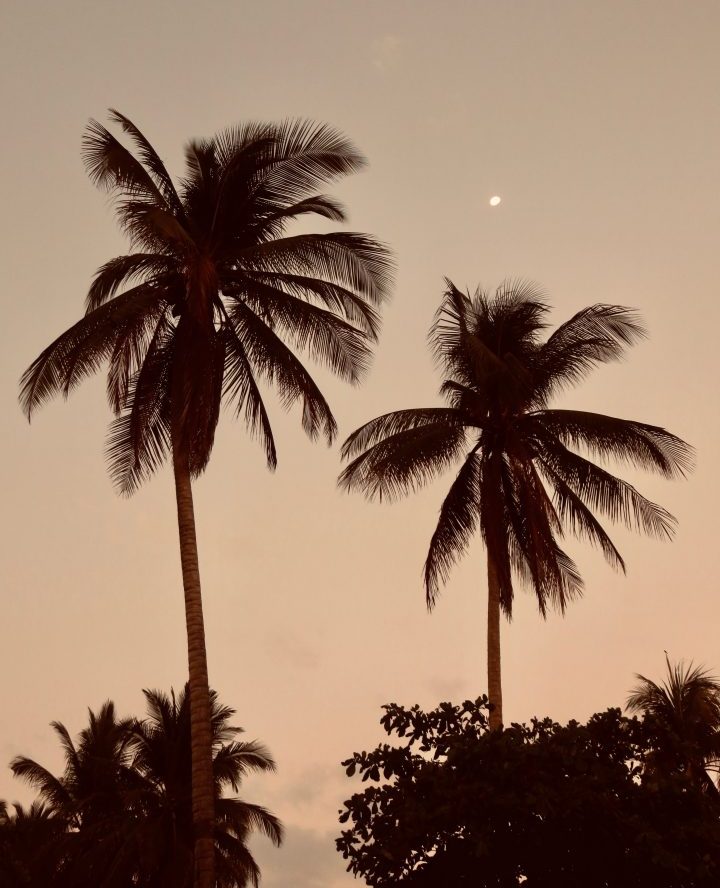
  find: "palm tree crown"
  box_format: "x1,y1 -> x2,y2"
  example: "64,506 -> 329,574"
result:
9,687 -> 280,887
627,657 -> 720,792
340,281 -> 692,726
128,685 -> 282,887
20,110 -> 392,490
0,800 -> 66,887
11,701 -> 135,832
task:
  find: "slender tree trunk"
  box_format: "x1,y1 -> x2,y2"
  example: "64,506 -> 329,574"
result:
486,554 -> 503,730
172,445 -> 215,888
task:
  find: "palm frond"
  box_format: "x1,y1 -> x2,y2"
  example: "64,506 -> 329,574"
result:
106,306 -> 171,414
424,449 -> 481,609
533,304 -> 646,403
531,409 -> 694,478
238,271 -> 381,338
251,118 -> 365,207
234,232 -> 393,306
536,437 -> 677,539
9,759 -> 73,816
628,660 -> 720,729
259,194 -> 347,232
500,456 -> 583,615
341,407 -> 464,460
19,287 -> 163,419
49,721 -> 80,778
82,119 -> 166,205
339,422 -> 468,501
216,798 -> 283,846
438,379 -> 490,417
115,201 -> 194,252
105,319 -> 173,495
86,254 -> 177,312
486,279 -> 550,346
431,280 -> 544,401
220,322 -> 277,469
539,460 -> 625,572
107,109 -> 183,213
227,277 -> 372,383
213,741 -> 276,792
228,300 -> 337,443
429,280 -> 476,378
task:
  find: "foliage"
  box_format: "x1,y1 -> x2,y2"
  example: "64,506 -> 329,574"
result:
340,281 -> 692,615
21,112 -> 393,491
4,686 -> 280,887
628,657 -> 720,794
0,801 -> 67,887
337,698 -> 720,886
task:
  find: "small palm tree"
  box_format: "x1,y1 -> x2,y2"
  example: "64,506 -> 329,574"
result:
340,281 -> 692,729
128,685 -> 282,887
20,110 -> 391,885
11,701 -> 135,831
9,688 -> 280,886
10,701 -> 141,887
0,800 -> 67,887
627,657 -> 720,793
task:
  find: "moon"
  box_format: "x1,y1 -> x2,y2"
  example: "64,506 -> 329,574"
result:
489,195 -> 502,207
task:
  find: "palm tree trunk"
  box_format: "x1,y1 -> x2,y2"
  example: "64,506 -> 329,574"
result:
172,445 -> 215,888
487,553 -> 503,730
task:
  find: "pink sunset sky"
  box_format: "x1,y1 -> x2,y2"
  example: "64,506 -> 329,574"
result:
1,2 -> 719,885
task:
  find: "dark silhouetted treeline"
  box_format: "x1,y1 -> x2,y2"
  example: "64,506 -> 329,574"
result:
1,685 -> 280,887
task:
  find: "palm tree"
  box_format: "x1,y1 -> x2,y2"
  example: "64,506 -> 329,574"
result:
627,657 -> 720,793
9,688 -> 281,887
340,281 -> 692,729
10,701 -> 141,887
20,110 -> 391,885
0,800 -> 67,886
127,685 -> 282,887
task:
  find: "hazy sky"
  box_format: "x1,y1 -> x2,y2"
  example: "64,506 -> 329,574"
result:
2,2 -> 719,885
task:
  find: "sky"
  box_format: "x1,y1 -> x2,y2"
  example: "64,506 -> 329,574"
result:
1,1 -> 719,885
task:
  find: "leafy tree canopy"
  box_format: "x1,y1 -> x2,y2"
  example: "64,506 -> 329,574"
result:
337,699 -> 720,887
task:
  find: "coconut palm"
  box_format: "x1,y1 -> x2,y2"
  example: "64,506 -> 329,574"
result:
8,688 -> 280,887
627,657 -> 720,793
10,701 -> 135,830
20,110 -> 391,885
10,701 -> 141,887
340,281 -> 692,729
126,685 -> 282,887
0,800 -> 67,887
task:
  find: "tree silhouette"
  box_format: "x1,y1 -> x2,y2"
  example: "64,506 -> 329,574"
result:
126,685 -> 282,887
20,110 -> 391,885
9,687 -> 280,886
628,656 -> 720,794
340,281 -> 692,728
0,800 -> 67,886
337,699 -> 720,886
11,701 -> 144,886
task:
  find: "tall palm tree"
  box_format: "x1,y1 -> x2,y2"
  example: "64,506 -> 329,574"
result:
20,110 -> 391,885
340,281 -> 692,729
627,657 -> 720,793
